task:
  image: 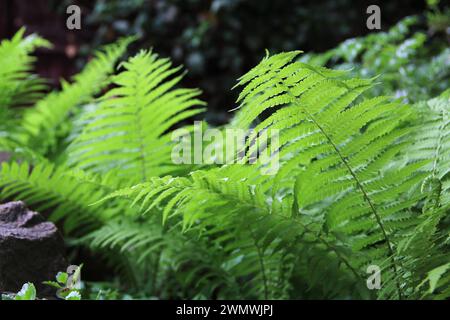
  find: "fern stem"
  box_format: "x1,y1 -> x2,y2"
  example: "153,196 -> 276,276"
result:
249,227 -> 269,299
152,250 -> 162,295
431,109 -> 447,178
133,79 -> 148,182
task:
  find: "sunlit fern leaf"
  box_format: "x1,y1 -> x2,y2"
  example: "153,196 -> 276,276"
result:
0,28 -> 51,151
232,50 -> 432,299
67,50 -> 206,181
0,27 -> 51,110
19,37 -> 134,156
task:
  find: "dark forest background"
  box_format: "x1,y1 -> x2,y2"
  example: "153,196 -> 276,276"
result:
0,0 -> 427,124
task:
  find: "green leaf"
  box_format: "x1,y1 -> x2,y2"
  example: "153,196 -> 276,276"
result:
56,272 -> 69,285
43,281 -> 63,289
426,263 -> 450,293
65,291 -> 82,300
15,283 -> 36,300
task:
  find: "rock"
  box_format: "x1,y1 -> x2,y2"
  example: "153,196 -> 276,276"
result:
0,201 -> 68,297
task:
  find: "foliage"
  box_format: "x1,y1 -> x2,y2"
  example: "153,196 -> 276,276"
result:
0,12 -> 449,300
67,50 -> 205,179
2,266 -> 83,300
0,28 -> 51,154
44,265 -> 83,300
301,15 -> 450,103
13,283 -> 37,300
52,0 -> 428,124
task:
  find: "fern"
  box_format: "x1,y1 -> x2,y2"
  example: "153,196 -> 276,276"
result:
302,16 -> 450,102
234,51 -> 435,299
0,28 -> 50,110
83,217 -> 242,298
391,91 -> 450,299
0,161 -> 133,234
67,50 -> 205,181
411,91 -> 450,207
18,37 -> 134,156
100,51 -> 441,299
0,29 -> 50,153
0,27 -> 448,299
99,166 -> 370,298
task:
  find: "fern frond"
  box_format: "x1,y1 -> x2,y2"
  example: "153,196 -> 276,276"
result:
0,28 -> 50,152
67,50 -> 206,181
233,51 -> 432,299
100,166 -> 369,299
19,37 -> 133,155
0,161 -> 131,233
0,27 -> 51,110
387,91 -> 450,299
84,218 -> 239,298
409,91 -> 450,207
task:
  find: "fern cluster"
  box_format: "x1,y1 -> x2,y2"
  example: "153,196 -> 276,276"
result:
302,16 -> 450,103
0,24 -> 448,300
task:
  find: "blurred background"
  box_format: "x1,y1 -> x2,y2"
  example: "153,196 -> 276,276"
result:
0,0 -> 431,124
